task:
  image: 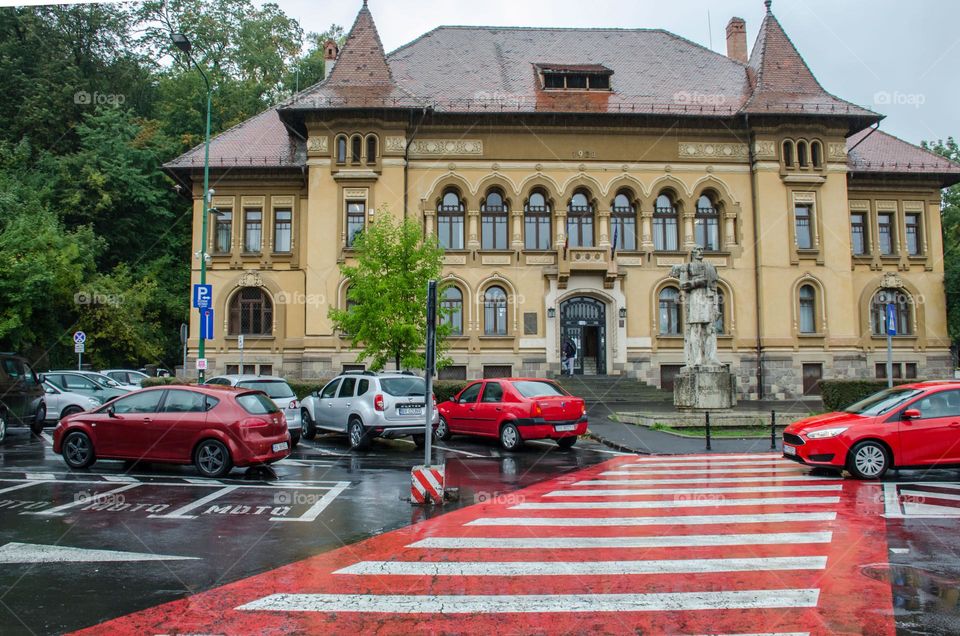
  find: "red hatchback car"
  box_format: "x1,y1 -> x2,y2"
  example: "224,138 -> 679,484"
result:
783,381 -> 960,479
53,385 -> 291,478
435,378 -> 587,450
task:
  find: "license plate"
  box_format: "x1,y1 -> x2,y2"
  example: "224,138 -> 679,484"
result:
272,442 -> 289,452
783,444 -> 796,456
555,424 -> 576,432
398,407 -> 423,416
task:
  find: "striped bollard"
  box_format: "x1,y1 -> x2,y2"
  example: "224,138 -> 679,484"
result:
411,464 -> 445,505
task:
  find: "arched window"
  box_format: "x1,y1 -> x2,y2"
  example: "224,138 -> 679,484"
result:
441,286 -> 463,335
481,189 -> 508,250
336,135 -> 347,164
797,141 -> 809,168
871,289 -> 913,336
524,189 -> 552,250
566,190 -> 594,248
229,288 -> 273,336
365,135 -> 378,165
653,193 -> 679,251
811,141 -> 823,169
799,284 -> 817,334
484,286 -> 508,336
658,287 -> 682,336
715,288 -> 726,335
782,140 -> 795,168
611,190 -> 636,251
695,194 -> 720,251
351,135 -> 362,164
437,189 -> 465,250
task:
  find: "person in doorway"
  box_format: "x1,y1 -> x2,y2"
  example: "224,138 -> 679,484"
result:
562,338 -> 577,376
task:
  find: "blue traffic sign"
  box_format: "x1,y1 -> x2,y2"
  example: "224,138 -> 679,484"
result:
200,308 -> 214,340
73,331 -> 86,344
193,284 -> 213,310
886,303 -> 898,336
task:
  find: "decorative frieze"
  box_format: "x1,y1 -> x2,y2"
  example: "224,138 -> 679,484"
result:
343,188 -> 368,199
307,136 -> 328,153
384,136 -> 407,153
616,256 -> 643,266
753,140 -> 777,159
444,254 -> 467,265
526,254 -> 555,265
656,256 -> 685,267
678,142 -> 749,160
481,255 -> 512,265
881,272 -> 904,289
827,143 -> 847,161
408,139 -> 483,157
238,271 -> 264,288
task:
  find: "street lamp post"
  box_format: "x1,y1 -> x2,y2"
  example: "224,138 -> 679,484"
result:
172,33 -> 213,383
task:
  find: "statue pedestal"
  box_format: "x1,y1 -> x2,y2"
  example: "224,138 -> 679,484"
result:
673,365 -> 737,410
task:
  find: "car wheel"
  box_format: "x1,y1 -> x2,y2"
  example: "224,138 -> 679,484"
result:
194,439 -> 232,478
434,416 -> 452,441
61,406 -> 83,420
301,409 -> 317,440
557,436 -> 577,449
412,434 -> 426,449
289,430 -> 300,449
847,441 -> 890,480
500,422 -> 523,451
0,413 -> 7,444
62,431 -> 96,469
349,418 -> 371,451
31,403 -> 47,434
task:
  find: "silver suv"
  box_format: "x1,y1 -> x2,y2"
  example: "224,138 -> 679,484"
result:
204,375 -> 302,447
300,372 -> 437,450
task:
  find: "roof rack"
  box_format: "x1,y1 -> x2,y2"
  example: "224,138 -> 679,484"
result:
342,370 -> 377,376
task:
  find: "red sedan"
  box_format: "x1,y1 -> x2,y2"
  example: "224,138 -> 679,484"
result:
435,378 -> 587,450
53,385 -> 291,478
783,381 -> 960,479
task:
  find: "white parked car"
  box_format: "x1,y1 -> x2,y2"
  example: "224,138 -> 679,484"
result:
204,375 -> 302,447
41,381 -> 103,423
100,369 -> 149,389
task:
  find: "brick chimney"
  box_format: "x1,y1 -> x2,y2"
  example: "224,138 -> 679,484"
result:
726,17 -> 747,63
323,39 -> 340,80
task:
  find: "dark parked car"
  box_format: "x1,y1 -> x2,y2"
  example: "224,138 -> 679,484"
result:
0,353 -> 45,441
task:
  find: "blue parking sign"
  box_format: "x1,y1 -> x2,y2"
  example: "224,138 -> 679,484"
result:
200,308 -> 214,339
193,284 -> 213,309
886,303 -> 897,336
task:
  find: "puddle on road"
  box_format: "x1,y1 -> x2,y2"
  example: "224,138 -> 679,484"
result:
862,563 -> 960,634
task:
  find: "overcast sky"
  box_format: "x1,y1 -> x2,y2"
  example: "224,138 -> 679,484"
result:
278,0 -> 958,146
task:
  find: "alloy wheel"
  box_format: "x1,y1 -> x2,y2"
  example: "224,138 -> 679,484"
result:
501,425 -> 519,449
0,415 -> 6,443
197,443 -> 225,475
65,435 -> 91,465
854,445 -> 886,478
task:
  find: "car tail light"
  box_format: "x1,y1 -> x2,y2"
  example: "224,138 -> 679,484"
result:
374,394 -> 385,411
288,400 -> 298,410
581,402 -> 587,416
532,401 -> 542,417
240,417 -> 270,428
432,394 -> 437,406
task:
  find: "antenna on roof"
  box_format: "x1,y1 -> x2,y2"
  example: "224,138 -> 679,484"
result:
707,10 -> 713,50
764,0 -> 773,14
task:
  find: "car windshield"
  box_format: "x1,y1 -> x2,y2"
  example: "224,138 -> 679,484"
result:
87,374 -> 121,388
512,380 -> 568,398
237,380 -> 295,399
843,387 -> 923,416
380,377 -> 426,397
236,392 -> 281,414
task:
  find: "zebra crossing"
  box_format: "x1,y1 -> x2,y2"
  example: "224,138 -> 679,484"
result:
71,453 -> 896,635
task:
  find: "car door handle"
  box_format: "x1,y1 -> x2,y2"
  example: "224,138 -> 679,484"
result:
143,418 -> 152,423
327,404 -> 334,408
950,422 -> 960,428
496,407 -> 502,411
345,403 -> 351,407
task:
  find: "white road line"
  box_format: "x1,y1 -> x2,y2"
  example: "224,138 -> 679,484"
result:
545,485 -> 843,497
24,472 -> 56,481
434,445 -> 489,458
237,589 -> 821,614
183,478 -> 224,485
511,496 -> 840,510
271,482 -> 350,522
466,511 -> 838,527
102,475 -> 141,483
0,481 -> 49,495
631,454 -> 782,462
408,532 -> 832,549
0,542 -> 198,564
149,486 -> 239,519
40,433 -> 55,445
579,475 -> 837,485
603,467 -> 807,476
899,488 -> 960,502
30,484 -> 141,516
0,477 -> 336,490
334,556 -> 827,576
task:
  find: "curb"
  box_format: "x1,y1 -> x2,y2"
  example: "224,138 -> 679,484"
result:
585,430 -> 649,455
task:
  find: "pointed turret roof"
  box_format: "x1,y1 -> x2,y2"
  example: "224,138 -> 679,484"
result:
741,2 -> 878,121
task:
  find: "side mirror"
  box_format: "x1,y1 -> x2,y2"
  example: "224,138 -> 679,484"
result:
38,374 -> 46,383
903,409 -> 921,420
449,396 -> 459,404
107,406 -> 117,418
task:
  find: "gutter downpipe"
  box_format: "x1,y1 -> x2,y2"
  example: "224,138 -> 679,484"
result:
746,114 -> 764,399
403,106 -> 430,219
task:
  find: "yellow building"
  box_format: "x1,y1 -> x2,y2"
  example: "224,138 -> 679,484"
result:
168,1 -> 960,400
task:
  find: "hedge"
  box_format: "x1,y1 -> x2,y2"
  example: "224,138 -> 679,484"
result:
140,377 -> 195,388
141,377 -> 471,402
820,379 -> 913,412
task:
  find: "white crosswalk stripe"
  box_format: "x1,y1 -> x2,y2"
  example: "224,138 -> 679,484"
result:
603,467 -> 807,476
545,485 -> 843,497
466,512 -> 838,527
510,496 -> 840,510
408,532 -> 833,549
578,475 -> 837,485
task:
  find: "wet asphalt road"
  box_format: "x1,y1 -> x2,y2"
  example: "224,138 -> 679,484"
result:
0,426 -> 625,635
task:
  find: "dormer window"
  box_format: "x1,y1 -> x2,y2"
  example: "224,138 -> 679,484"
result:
536,64 -> 613,91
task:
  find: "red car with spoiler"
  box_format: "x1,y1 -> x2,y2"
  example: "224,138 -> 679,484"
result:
434,378 -> 587,450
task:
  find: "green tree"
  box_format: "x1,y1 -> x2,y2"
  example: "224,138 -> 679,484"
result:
329,212 -> 449,371
923,137 -> 960,341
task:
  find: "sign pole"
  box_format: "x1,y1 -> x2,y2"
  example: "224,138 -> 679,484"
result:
78,351 -> 82,372
886,302 -> 896,389
238,334 -> 245,374
423,280 -> 438,468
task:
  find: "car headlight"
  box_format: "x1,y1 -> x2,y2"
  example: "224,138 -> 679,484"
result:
87,397 -> 102,406
806,427 -> 848,440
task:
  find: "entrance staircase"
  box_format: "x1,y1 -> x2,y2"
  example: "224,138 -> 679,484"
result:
555,375 -> 674,405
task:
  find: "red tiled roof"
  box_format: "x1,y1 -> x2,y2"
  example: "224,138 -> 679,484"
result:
847,128 -> 960,183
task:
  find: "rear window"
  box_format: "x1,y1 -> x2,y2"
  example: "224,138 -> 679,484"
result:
236,393 -> 281,414
237,380 -> 295,399
512,380 -> 568,398
380,377 -> 426,397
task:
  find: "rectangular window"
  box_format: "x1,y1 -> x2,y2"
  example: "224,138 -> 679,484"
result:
612,216 -> 636,251
258,364 -> 273,376
274,209 -> 292,253
905,214 -> 921,256
481,213 -> 508,250
878,213 -> 894,255
483,365 -> 512,379
653,217 -> 678,251
346,201 -> 366,247
226,365 -> 239,375
214,209 -> 232,254
850,213 -> 867,255
438,214 -> 464,250
905,363 -> 918,379
694,217 -> 719,251
244,209 -> 262,252
439,365 -> 467,381
794,204 -> 813,250
524,213 -> 551,250
876,363 -> 904,380
242,364 -> 256,375
544,74 -> 564,89
567,215 -> 594,248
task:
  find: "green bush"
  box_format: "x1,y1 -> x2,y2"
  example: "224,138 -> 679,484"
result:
820,379 -> 914,411
140,377 -> 194,388
289,380 -> 328,401
433,380 -> 469,403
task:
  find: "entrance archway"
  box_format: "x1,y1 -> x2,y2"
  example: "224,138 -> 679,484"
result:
560,297 -> 607,376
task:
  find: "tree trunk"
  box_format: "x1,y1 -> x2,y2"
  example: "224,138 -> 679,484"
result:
396,352 -> 401,371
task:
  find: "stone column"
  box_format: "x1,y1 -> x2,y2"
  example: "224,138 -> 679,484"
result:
723,210 -> 736,247
640,206 -> 654,251
682,209 -> 696,250
556,210 -> 568,249
598,208 -> 612,249
511,209 -> 524,251
467,209 -> 481,250
424,209 -> 436,238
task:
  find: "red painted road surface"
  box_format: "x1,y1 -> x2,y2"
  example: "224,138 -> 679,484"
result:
72,453 -> 895,635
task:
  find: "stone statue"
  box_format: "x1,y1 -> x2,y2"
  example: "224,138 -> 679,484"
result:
670,247 -> 722,369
